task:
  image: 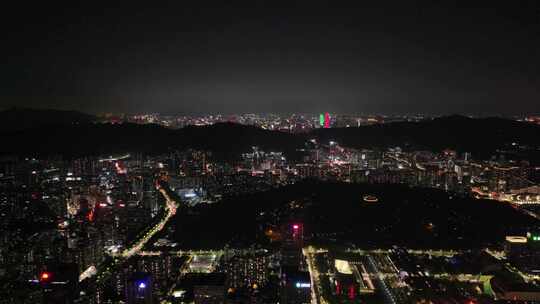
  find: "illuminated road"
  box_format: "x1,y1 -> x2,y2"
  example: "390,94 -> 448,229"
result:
136,249 -> 224,256
78,265 -> 97,282
98,153 -> 131,162
386,154 -> 412,168
518,207 -> 540,220
365,255 -> 397,304
166,255 -> 193,298
303,247 -> 325,304
119,186 -> 178,258
348,248 -> 462,257
85,181 -> 179,289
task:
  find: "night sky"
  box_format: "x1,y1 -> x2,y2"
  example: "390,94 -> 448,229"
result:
2,1 -> 540,115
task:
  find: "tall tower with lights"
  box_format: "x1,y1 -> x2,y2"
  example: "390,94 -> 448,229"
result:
324,112 -> 330,128
126,272 -> 153,304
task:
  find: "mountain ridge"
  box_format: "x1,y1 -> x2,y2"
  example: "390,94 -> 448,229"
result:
0,111 -> 538,163
0,107 -> 96,133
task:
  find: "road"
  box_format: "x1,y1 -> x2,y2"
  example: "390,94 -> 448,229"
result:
365,255 -> 398,304
119,186 -> 178,258
85,181 -> 180,288
303,247 -> 327,304
137,249 -> 223,256
166,255 -> 193,298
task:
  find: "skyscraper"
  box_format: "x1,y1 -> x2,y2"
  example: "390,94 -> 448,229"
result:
324,112 -> 330,128
126,272 -> 153,304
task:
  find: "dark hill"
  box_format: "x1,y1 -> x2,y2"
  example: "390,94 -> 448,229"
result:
176,122 -> 304,160
0,122 -> 305,160
167,180 -> 539,249
0,108 -> 96,133
310,115 -> 540,160
1,112 -> 539,162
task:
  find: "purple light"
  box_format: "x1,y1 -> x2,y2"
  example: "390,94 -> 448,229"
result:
138,282 -> 146,289
293,224 -> 299,230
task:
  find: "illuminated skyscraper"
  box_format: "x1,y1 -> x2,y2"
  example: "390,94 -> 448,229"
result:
291,223 -> 304,245
126,272 -> 153,304
224,253 -> 269,289
324,112 -> 330,128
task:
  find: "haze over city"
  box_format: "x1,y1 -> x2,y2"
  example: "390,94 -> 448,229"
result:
2,1 -> 540,115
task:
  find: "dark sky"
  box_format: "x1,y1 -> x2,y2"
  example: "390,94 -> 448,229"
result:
1,1 -> 540,115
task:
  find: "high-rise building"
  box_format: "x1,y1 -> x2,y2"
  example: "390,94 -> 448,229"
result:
324,112 -> 330,128
224,253 -> 269,289
126,272 -> 153,304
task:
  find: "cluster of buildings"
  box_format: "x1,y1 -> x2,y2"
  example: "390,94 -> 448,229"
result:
109,224 -> 309,304
0,150 -> 312,303
99,112 -> 426,132
1,126 -> 539,303
0,154 -> 167,302
150,141 -> 540,208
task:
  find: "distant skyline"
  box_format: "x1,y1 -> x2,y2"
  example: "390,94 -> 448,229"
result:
2,1 -> 540,115
2,107 -> 536,119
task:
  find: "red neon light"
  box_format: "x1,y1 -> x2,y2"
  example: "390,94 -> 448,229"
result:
293,224 -> 299,230
87,209 -> 95,222
40,272 -> 51,281
324,112 -> 330,128
348,284 -> 355,299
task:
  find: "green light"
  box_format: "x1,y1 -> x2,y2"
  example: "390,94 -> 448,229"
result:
319,113 -> 324,126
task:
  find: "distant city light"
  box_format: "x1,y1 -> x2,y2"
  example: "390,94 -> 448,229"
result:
138,282 -> 146,289
324,112 -> 330,128
296,282 -> 310,288
293,224 -> 299,230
